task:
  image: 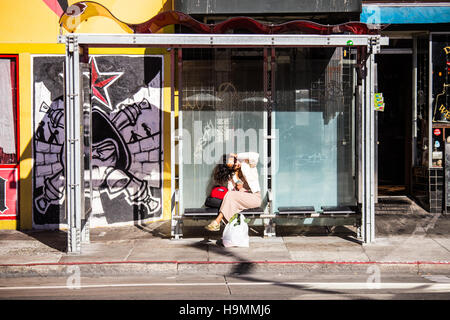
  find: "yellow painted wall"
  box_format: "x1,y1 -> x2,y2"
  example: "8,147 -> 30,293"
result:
0,1 -> 174,229
0,0 -> 172,42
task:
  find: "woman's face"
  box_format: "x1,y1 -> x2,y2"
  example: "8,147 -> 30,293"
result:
226,156 -> 240,170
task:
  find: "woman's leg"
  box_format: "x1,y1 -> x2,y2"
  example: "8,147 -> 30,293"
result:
215,212 -> 224,224
206,192 -> 261,231
205,212 -> 223,231
205,192 -> 235,231
220,191 -> 261,221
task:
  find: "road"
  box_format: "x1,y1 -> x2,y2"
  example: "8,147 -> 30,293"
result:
1,272 -> 450,300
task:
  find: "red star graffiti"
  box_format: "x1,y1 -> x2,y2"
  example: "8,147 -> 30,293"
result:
90,58 -> 123,110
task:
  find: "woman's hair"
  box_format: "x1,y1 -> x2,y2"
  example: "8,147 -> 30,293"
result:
213,154 -> 235,185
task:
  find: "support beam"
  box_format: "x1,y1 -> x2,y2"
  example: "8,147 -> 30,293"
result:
64,36 -> 83,253
58,34 -> 388,48
362,50 -> 377,243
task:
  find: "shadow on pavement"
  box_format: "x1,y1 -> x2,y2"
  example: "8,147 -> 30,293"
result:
22,229 -> 67,252
186,238 -> 376,299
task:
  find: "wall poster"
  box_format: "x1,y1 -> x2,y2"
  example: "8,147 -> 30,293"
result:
0,168 -> 18,221
32,55 -> 164,228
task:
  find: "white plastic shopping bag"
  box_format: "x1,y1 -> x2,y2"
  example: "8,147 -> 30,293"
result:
222,213 -> 249,248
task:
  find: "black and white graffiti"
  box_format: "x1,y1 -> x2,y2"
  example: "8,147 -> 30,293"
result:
33,55 -> 163,227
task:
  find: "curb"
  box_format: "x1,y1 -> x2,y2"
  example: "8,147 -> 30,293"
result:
1,260 -> 449,278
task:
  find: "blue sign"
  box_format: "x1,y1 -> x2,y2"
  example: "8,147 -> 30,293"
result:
361,5 -> 450,24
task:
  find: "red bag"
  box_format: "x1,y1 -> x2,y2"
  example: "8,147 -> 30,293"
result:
210,186 -> 228,199
205,186 -> 228,208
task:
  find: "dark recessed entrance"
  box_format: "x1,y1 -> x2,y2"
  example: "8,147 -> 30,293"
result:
376,44 -> 413,196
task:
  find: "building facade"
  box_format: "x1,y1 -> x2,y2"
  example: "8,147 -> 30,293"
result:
360,1 -> 450,213
1,0 -> 448,237
0,0 -> 173,231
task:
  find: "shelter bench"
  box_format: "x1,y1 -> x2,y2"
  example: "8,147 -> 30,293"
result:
273,205 -> 361,236
172,207 -> 275,239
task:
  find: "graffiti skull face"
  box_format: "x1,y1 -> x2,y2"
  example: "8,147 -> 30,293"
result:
92,138 -> 119,189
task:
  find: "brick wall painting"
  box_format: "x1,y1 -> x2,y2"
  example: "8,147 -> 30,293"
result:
32,55 -> 163,228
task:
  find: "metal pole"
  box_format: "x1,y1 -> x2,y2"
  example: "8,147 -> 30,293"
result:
362,49 -> 376,243
170,48 -> 176,238
175,48 -> 184,239
412,36 -> 418,169
369,52 -> 376,242
428,33 -> 433,171
262,48 -> 275,237
360,72 -> 367,242
178,48 -> 184,227
65,35 -> 83,253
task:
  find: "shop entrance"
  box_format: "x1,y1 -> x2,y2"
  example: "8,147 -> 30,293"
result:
376,50 -> 413,196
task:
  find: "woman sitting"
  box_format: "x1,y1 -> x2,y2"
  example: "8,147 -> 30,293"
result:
205,152 -> 261,231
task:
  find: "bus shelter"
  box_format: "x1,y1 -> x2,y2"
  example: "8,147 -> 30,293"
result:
58,16 -> 387,253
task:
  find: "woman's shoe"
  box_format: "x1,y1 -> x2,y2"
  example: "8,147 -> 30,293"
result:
205,220 -> 220,231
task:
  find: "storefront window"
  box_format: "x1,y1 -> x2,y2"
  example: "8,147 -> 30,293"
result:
0,57 -> 17,165
431,33 -> 450,168
273,47 -> 357,211
416,36 -> 429,168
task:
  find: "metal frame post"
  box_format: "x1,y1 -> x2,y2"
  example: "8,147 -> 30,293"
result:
171,48 -> 184,239
64,35 -> 83,253
362,41 -> 378,243
178,48 -> 184,235
260,48 -> 276,237
170,48 -> 178,239
263,47 -> 276,237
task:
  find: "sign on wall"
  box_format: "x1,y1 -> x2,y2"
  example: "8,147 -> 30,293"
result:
374,93 -> 385,111
432,34 -> 450,123
32,55 -> 164,228
0,168 -> 18,220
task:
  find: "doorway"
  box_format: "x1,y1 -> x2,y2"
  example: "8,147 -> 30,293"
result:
376,49 -> 413,196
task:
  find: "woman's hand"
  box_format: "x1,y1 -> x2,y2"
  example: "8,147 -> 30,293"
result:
236,181 -> 247,192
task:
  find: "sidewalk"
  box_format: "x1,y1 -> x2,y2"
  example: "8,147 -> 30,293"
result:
1,196 -> 450,277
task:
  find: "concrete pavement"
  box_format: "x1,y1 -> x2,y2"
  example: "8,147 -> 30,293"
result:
1,196 -> 450,277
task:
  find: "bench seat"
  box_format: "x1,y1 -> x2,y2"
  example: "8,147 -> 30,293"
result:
277,206 -> 315,216
321,206 -> 356,216
183,207 -> 264,218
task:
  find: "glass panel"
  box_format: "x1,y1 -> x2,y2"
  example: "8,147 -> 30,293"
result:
0,58 -> 17,164
415,36 -> 430,168
431,34 -> 450,168
181,48 -> 265,209
273,47 -> 357,211
81,63 -> 92,219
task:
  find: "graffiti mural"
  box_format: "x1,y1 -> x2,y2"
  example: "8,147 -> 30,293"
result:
32,55 -> 163,227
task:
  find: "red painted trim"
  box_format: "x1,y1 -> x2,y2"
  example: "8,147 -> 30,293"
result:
131,11 -> 377,35
0,216 -> 17,220
0,164 -> 17,168
1,260 -> 449,267
59,3 -> 379,35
